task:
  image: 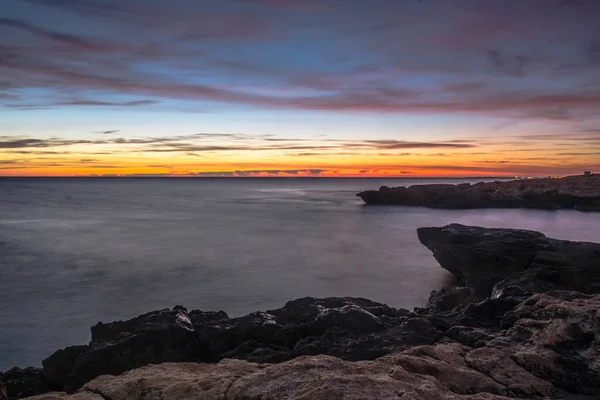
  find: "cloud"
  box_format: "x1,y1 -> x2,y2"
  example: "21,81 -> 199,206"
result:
5,100 -> 158,109
235,0 -> 326,11
192,170 -> 325,177
96,130 -> 119,134
0,138 -> 93,148
6,150 -> 72,154
194,171 -> 236,177
377,152 -> 412,156
361,140 -> 475,149
58,100 -> 158,107
232,169 -> 324,176
1,134 -> 481,157
486,49 -> 529,77
556,152 -> 600,156
23,0 -> 127,14
0,17 -> 121,52
1,0 -> 598,123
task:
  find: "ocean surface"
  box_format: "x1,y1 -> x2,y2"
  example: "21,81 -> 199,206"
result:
1,177 -> 600,370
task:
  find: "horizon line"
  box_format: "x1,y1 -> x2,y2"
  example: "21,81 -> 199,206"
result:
0,175 -> 564,179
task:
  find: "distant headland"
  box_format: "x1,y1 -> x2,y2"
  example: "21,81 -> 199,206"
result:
357,173 -> 600,211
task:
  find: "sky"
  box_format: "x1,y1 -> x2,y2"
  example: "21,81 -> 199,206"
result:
1,0 -> 599,177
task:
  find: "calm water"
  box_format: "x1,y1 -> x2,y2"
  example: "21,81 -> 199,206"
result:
1,178 -> 599,369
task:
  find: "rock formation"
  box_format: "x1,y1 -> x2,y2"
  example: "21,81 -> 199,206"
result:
3,224 -> 600,399
417,223 -> 600,297
357,174 -> 600,211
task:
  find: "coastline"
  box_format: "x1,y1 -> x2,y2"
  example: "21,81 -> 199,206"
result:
357,174 -> 600,212
2,224 -> 600,399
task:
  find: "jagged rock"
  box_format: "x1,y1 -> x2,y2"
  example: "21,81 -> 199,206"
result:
423,296 -> 521,332
0,367 -> 54,399
357,174 -> 600,211
496,293 -> 600,395
35,291 -> 595,399
290,317 -> 443,361
445,326 -> 497,348
57,306 -> 199,392
42,346 -> 88,389
418,223 -> 600,296
38,297 -> 427,393
425,286 -> 478,313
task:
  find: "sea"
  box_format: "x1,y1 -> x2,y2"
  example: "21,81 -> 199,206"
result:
1,177 -> 599,370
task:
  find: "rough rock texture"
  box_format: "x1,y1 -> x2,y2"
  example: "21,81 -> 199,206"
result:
9,224 -> 600,399
417,223 -> 600,296
0,368 -> 54,400
357,174 -> 600,211
18,292 -> 600,399
32,297 -> 441,396
24,350 -> 538,400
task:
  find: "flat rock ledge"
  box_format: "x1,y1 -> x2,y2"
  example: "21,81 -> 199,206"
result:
2,224 -> 599,400
356,174 -> 600,211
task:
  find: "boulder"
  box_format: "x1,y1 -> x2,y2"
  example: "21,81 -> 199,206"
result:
54,306 -> 199,392
417,224 -> 600,296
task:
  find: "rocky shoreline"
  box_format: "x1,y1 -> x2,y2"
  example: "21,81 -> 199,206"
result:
2,224 -> 600,399
357,174 -> 600,211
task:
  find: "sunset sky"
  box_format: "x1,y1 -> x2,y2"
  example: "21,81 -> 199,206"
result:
1,0 -> 599,177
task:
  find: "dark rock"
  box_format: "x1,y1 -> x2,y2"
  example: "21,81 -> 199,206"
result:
425,286 -> 477,312
0,367 -> 54,399
42,345 -> 88,388
357,174 -> 600,211
0,378 -> 6,400
445,326 -> 497,348
491,285 -> 530,302
503,294 -> 600,395
63,306 -> 199,391
424,297 -> 520,332
418,223 -> 600,296
36,297 -> 423,393
291,317 -> 443,361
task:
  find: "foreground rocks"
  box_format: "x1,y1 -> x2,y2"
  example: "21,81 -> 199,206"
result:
21,350 -> 536,400
357,174 -> 600,211
12,298 -> 439,397
4,224 -> 600,399
20,294 -> 600,400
